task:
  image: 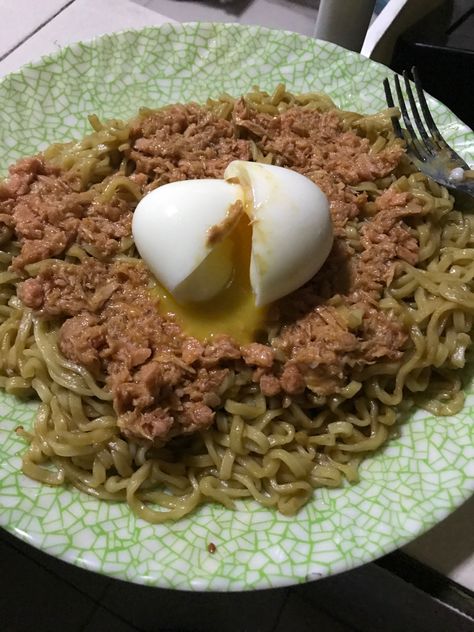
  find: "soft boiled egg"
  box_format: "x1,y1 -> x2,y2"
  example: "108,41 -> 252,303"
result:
132,161 -> 333,343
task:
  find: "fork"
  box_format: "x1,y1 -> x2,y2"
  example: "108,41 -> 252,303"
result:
383,68 -> 474,199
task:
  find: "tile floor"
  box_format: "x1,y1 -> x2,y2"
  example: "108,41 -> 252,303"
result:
133,0 -> 320,37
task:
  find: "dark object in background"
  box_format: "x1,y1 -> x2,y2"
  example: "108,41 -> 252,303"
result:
391,0 -> 474,131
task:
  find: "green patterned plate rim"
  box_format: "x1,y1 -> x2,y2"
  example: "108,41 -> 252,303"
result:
0,23 -> 473,591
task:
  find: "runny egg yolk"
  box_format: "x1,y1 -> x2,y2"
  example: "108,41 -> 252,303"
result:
150,215 -> 267,344
134,162 -> 334,342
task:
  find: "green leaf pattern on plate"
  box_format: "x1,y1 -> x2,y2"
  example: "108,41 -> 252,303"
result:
0,23 -> 473,591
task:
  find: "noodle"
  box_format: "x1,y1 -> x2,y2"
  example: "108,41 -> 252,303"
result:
1,87 -> 474,523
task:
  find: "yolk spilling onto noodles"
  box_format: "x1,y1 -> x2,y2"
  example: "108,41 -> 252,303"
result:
151,216 -> 267,343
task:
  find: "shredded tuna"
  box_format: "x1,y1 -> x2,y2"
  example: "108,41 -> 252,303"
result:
280,364 -> 306,395
259,374 -> 281,397
18,259 -> 118,317
1,159 -> 138,271
241,343 -> 275,368
128,103 -> 252,187
231,102 -> 404,235
11,99 -> 418,442
77,197 -> 133,256
59,312 -> 105,373
20,258 -> 228,442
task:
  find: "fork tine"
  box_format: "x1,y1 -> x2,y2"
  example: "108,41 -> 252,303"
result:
402,70 -> 434,155
412,66 -> 469,168
411,68 -> 442,139
393,74 -> 428,162
383,78 -> 403,139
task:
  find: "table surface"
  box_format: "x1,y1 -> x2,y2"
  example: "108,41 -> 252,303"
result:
0,0 -> 473,602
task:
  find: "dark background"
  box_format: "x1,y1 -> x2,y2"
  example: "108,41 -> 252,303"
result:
1,527 -> 473,632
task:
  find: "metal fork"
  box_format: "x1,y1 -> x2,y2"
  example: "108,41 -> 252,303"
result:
383,68 -> 474,199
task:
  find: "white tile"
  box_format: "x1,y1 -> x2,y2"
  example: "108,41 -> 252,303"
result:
0,0 -> 71,59
134,0 -> 318,36
0,0 -> 175,77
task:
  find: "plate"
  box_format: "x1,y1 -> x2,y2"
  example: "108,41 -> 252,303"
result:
0,23 -> 473,591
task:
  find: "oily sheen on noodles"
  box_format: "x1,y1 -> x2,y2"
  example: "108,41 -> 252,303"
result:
1,86 -> 473,523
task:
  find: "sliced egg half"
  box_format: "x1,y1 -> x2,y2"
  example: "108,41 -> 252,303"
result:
132,161 -> 333,342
